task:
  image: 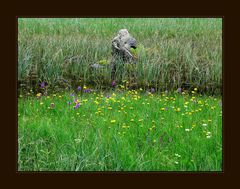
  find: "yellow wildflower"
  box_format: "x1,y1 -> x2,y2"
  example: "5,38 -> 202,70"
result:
36,93 -> 41,97
176,108 -> 181,112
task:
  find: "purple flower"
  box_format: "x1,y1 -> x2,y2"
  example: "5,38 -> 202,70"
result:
150,88 -> 155,93
112,80 -> 116,87
67,101 -> 72,105
74,102 -> 80,109
84,89 -> 92,93
40,82 -> 45,88
177,87 -> 182,93
70,93 -> 75,97
77,86 -> 81,91
165,107 -> 168,111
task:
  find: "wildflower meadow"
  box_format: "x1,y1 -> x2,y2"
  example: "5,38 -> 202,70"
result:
18,18 -> 222,171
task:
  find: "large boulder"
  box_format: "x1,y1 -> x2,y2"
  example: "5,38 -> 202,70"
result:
111,29 -> 137,62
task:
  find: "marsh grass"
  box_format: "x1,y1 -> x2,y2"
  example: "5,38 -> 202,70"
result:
18,18 -> 222,95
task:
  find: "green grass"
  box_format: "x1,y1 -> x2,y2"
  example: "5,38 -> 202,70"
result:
18,18 -> 222,95
18,88 -> 222,171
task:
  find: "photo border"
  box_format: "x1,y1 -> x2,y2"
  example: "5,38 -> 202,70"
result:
2,0 -> 237,187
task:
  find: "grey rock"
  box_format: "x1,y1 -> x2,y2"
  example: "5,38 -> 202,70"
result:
90,63 -> 105,69
111,29 -> 137,79
111,29 -> 137,62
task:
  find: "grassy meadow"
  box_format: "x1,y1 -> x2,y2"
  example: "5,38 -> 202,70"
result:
18,18 -> 222,171
18,88 -> 222,171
